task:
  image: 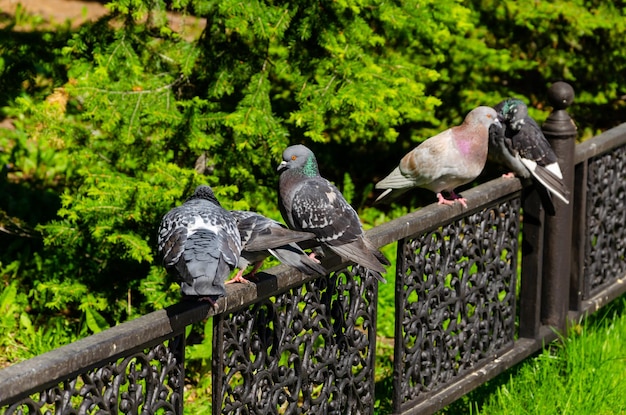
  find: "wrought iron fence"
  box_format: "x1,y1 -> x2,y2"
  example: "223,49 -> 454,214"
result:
1,82 -> 625,415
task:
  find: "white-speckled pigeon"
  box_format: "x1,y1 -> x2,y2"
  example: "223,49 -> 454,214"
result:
157,185 -> 241,305
277,144 -> 390,280
489,98 -> 569,214
229,210 -> 327,282
375,106 -> 501,207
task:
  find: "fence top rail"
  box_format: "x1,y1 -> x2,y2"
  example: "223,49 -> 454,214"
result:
0,300 -> 211,405
575,122 -> 626,164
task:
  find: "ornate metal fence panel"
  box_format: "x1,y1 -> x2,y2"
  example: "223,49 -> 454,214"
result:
213,265 -> 378,415
392,197 -> 520,413
584,144 -> 626,298
3,335 -> 185,415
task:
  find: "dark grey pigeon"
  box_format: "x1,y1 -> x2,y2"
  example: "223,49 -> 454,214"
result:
277,144 -> 390,280
157,185 -> 242,306
489,98 -> 569,214
229,210 -> 327,283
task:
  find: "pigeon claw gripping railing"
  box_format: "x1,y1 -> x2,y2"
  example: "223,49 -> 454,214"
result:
2,82 -> 626,415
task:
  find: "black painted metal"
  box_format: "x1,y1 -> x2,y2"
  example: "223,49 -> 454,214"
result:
213,265 -> 378,415
518,185 -> 545,339
3,335 -> 185,415
2,83 -> 626,415
0,300 -> 209,407
541,82 -> 577,333
392,196 -> 520,413
572,123 -> 626,316
570,158 -> 588,313
584,144 -> 626,297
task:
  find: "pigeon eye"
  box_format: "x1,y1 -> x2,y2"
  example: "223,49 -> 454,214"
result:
291,155 -> 297,161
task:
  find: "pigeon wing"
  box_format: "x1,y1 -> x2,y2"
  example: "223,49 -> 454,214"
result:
514,120 -> 570,204
291,178 -> 388,276
289,177 -> 361,245
267,244 -> 327,276
157,200 -> 241,297
231,210 -> 317,252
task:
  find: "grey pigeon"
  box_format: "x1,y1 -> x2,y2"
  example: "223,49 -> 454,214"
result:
489,98 -> 569,214
277,144 -> 390,280
375,106 -> 501,207
229,210 -> 327,282
157,185 -> 241,306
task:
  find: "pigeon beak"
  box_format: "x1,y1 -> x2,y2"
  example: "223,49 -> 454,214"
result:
277,160 -> 287,172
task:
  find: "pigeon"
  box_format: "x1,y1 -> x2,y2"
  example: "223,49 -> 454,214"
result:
375,106 -> 501,207
489,98 -> 569,214
157,185 -> 242,306
229,210 -> 327,282
277,144 -> 390,280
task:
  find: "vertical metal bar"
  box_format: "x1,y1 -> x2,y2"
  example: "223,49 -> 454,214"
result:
570,160 -> 588,316
541,81 -> 577,333
369,274 -> 379,415
175,332 -> 186,415
212,315 -> 224,415
519,186 -> 545,339
392,238 -> 407,414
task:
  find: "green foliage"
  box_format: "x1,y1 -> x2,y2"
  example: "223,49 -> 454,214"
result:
184,319 -> 214,413
0,280 -> 84,365
468,0 -> 626,138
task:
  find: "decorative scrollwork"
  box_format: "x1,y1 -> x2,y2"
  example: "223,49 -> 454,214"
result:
584,144 -> 626,298
3,336 -> 185,415
215,267 -> 377,415
394,199 -> 520,407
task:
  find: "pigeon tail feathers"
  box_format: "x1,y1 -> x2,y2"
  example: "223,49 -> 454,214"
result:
268,245 -> 327,276
519,159 -> 570,204
326,241 -> 388,280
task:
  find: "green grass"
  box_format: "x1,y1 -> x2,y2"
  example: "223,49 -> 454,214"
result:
438,295 -> 626,415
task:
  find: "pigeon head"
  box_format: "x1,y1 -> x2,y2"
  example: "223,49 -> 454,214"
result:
187,185 -> 221,206
277,144 -> 320,177
464,106 -> 501,129
500,99 -> 528,130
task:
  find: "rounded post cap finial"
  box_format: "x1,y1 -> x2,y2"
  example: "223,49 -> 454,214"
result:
548,82 -> 575,110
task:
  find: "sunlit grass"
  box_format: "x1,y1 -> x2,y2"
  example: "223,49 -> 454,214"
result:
440,295 -> 626,415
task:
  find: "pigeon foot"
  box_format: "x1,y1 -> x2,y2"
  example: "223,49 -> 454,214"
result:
227,272 -> 251,284
198,296 -> 219,309
308,252 -> 322,263
437,192 -> 468,208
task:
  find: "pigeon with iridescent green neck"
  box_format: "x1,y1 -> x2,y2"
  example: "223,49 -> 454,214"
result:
277,144 -> 389,280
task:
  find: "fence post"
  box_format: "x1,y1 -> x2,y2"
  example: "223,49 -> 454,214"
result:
541,81 -> 577,333
518,186 -> 545,339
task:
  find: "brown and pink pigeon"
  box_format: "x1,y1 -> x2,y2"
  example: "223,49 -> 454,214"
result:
375,106 -> 501,207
